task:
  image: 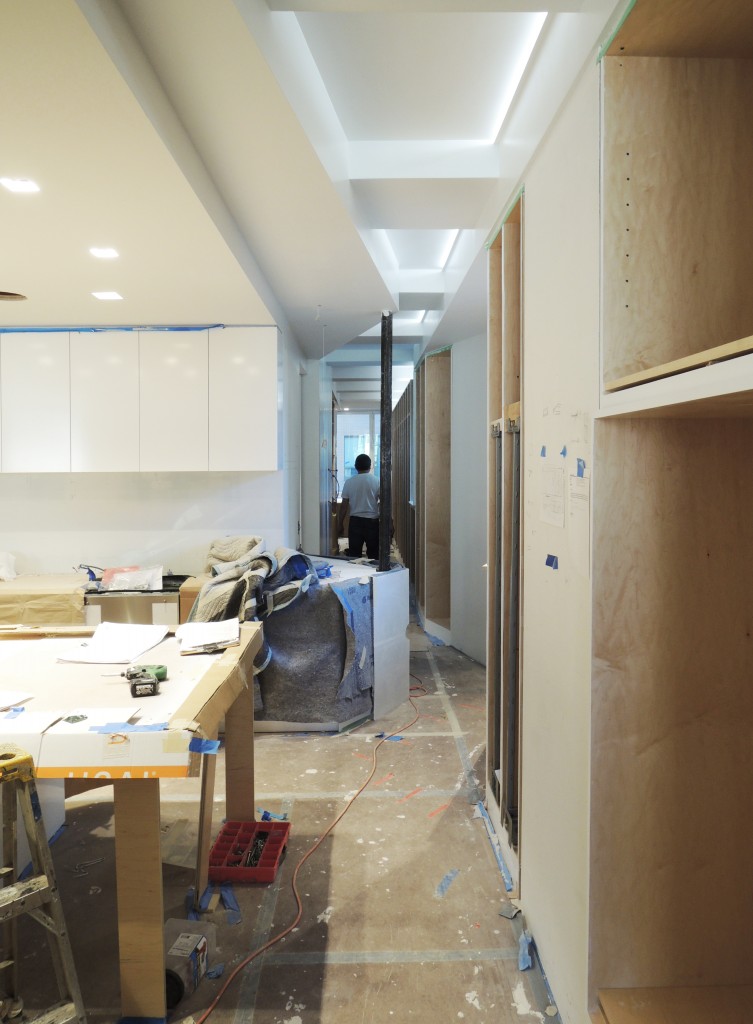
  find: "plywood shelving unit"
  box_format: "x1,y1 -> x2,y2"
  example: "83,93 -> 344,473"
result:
593,1 -> 753,1019
415,350 -> 451,634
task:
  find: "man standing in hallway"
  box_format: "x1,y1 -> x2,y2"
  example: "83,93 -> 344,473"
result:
338,453 -> 380,559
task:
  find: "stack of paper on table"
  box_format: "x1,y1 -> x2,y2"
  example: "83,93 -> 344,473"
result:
175,619 -> 240,655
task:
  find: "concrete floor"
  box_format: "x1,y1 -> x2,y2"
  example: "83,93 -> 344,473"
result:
15,630 -> 557,1024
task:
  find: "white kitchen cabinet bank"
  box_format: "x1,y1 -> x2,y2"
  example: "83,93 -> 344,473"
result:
0,327 -> 278,473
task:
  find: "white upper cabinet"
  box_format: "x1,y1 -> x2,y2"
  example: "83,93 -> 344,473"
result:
0,327 -> 279,473
1,332 -> 71,472
139,330 -> 209,472
70,331 -> 139,472
208,326 -> 278,471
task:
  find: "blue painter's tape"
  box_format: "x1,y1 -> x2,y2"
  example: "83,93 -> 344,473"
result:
476,802 -> 513,892
540,445 -> 546,457
435,868 -> 460,898
545,554 -> 559,570
577,458 -> 586,477
206,963 -> 225,979
560,445 -> 567,457
184,888 -> 201,920
220,883 -> 242,924
258,808 -> 288,821
12,325 -> 221,335
219,883 -> 240,911
386,735 -> 403,742
199,885 -> 215,912
189,738 -> 221,754
335,588 -> 355,630
4,708 -> 24,719
518,930 -> 533,970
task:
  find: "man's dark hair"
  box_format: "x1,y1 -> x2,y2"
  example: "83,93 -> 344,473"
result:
355,453 -> 371,472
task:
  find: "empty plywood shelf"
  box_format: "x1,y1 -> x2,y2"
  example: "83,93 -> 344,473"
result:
599,986 -> 753,1023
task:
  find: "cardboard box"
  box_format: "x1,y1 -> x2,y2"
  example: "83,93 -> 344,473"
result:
179,576 -> 209,623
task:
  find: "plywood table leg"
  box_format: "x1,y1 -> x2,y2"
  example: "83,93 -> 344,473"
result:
224,684 -> 255,822
193,750 -> 217,909
114,778 -> 166,1020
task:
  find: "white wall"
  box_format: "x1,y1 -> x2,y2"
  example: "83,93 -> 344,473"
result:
450,333 -> 487,664
0,470 -> 285,575
518,62 -> 600,1024
281,331 -> 305,549
299,356 -> 334,557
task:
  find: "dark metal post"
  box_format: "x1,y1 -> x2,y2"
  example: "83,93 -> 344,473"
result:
378,311 -> 393,572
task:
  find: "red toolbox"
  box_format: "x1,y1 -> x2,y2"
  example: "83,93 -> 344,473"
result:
208,820 -> 290,883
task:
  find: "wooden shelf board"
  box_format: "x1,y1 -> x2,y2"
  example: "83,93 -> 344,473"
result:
605,334 -> 753,394
600,986 -> 753,1023
607,0 -> 753,58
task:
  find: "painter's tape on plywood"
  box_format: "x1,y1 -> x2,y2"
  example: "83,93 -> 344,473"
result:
602,57 -> 753,383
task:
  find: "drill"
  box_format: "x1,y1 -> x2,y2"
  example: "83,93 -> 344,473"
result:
123,664 -> 167,698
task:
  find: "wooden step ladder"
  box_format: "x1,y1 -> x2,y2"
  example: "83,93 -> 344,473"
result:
0,743 -> 87,1024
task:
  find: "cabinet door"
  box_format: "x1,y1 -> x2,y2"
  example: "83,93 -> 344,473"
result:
208,326 -> 278,471
139,331 -> 208,471
1,332 -> 71,472
70,331 -> 139,472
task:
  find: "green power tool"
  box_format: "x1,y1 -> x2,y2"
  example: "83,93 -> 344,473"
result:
123,664 -> 167,698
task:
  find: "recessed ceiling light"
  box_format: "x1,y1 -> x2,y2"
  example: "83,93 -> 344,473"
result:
92,291 -> 123,301
0,177 -> 40,193
89,247 -> 119,259
0,291 -> 27,301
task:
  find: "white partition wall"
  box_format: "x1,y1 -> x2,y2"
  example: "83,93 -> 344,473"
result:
516,62 -> 600,1024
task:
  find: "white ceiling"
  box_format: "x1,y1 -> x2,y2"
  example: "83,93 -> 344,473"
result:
0,0 -> 625,411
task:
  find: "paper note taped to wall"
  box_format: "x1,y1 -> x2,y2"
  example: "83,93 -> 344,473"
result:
540,467 -> 565,528
569,474 -> 591,579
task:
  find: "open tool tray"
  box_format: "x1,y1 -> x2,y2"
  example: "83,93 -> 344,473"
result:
208,820 -> 290,883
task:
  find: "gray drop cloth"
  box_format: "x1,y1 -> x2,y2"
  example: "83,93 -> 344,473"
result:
257,577 -> 374,725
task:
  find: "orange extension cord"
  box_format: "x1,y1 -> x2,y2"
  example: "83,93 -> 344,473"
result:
190,674 -> 429,1024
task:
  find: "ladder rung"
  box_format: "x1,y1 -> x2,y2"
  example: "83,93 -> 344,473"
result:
0,865 -> 13,876
0,957 -> 14,970
24,1001 -> 79,1024
0,875 -> 51,923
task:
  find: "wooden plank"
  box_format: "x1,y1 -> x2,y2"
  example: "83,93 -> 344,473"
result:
488,232 -> 503,423
416,363 -> 425,613
224,679 -> 255,822
193,750 -> 217,906
113,778 -> 165,1020
590,419 -> 753,992
600,986 -> 753,1023
502,213 -> 521,409
602,57 -> 753,384
607,0 -> 753,58
424,350 -> 451,625
605,333 -> 753,393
